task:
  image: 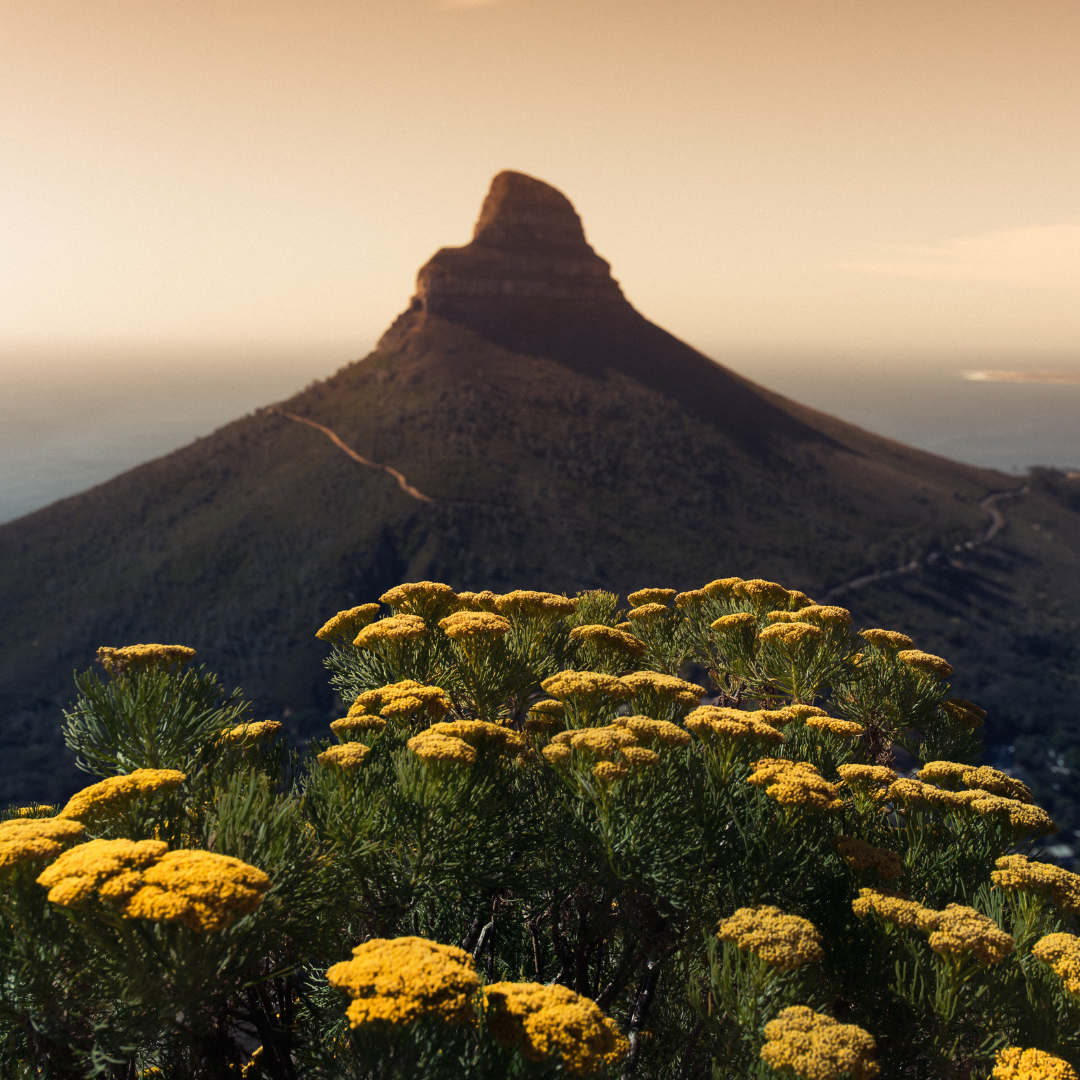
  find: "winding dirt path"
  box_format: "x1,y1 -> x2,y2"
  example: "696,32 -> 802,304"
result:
269,409 -> 433,503
822,484 -> 1028,601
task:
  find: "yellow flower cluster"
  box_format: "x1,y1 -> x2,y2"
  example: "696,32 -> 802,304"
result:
618,746 -> 660,769
540,670 -> 633,705
837,764 -> 897,790
612,715 -> 692,748
858,629 -> 914,650
353,614 -> 427,648
349,680 -> 452,723
543,726 -> 659,780
852,888 -> 928,929
627,603 -> 668,621
60,769 -> 187,822
315,604 -> 381,642
941,696 -> 987,729
797,604 -> 853,626
454,590 -> 500,612
430,720 -> 525,754
747,758 -> 843,811
718,906 -> 824,970
1032,933 -> 1080,995
330,714 -> 388,737
916,904 -> 1015,964
916,760 -> 970,786
438,611 -> 512,640
37,839 -> 270,931
568,624 -> 646,658
710,612 -> 758,636
326,936 -> 479,1028
684,707 -> 783,746
993,1048 -> 1079,1080
960,765 -> 1032,802
736,579 -> 793,611
407,731 -> 476,766
674,589 -> 707,609
992,855 -> 1080,913
627,588 -> 676,607
220,720 -> 282,744
621,670 -> 705,709
703,577 -> 745,600
96,645 -> 196,675
561,726 -> 639,760
317,743 -> 370,771
834,837 -> 902,879
484,981 -> 628,1074
525,699 -> 565,733
758,622 -> 824,647
896,649 -> 953,679
379,581 -> 458,618
0,817 -> 85,872
970,795 -> 1056,834
494,590 -> 578,619
805,716 -> 865,739
881,778 -> 986,812
760,1007 -> 878,1080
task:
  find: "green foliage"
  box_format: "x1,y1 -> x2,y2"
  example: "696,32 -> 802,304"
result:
2,578 -> 1078,1079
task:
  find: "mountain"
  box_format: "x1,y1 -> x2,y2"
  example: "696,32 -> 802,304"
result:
2,170 -> 1078,819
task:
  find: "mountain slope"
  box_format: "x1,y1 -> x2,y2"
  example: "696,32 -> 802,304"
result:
2,171 -> 1078,809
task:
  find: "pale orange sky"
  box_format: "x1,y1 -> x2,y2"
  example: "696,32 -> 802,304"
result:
3,0 -> 1080,359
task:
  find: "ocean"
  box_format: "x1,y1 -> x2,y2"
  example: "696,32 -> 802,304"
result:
1,344 -> 1078,526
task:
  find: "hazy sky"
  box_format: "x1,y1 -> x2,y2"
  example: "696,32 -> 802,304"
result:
3,0 -> 1080,358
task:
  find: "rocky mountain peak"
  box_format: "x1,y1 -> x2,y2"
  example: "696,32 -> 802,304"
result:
413,170 -> 625,317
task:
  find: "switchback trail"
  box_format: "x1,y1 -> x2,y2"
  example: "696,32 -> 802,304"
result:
822,485 -> 1028,601
269,409 -> 433,503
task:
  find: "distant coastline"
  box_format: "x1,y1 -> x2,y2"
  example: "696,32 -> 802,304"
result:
963,370 -> 1080,384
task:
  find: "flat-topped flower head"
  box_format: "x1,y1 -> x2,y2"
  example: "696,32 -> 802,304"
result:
838,764 -> 897,789
859,628 -> 915,650
915,903 -> 1014,964
806,716 -> 865,739
897,649 -> 953,679
542,743 -> 572,766
220,720 -> 281,745
710,612 -> 758,635
316,604 -> 381,642
0,817 -> 85,873
327,936 -> 479,1029
765,610 -> 805,624
627,588 -> 677,607
787,704 -> 829,722
626,602 -> 669,622
761,1007 -> 878,1080
719,906 -> 824,970
735,579 -> 792,611
970,794 -> 1057,834
993,1048 -> 1079,1080
880,778 -> 981,811
834,837 -> 902,879
96,645 -> 196,676
702,577 -> 744,599
685,707 -> 783,746
526,699 -> 566,733
961,765 -> 1032,802
37,838 -> 169,907
1032,933 -> 1080,995
917,761 -> 971,787
568,624 -> 646,658
747,758 -> 842,811
494,590 -> 578,619
592,761 -> 630,784
331,714 -> 388,737
758,622 -> 823,648
59,769 -> 186,822
351,680 -> 452,723
438,610 -> 512,641
612,715 -> 692,748
541,670 -> 633,706
942,696 -> 987,729
484,981 -> 628,1074
119,849 -> 271,932
353,614 -> 427,648
429,720 -> 525,755
406,730 -> 476,766
852,887 -> 929,929
619,746 -> 660,769
797,604 -> 853,626
318,743 -> 370,771
379,581 -> 458,619
569,726 -> 639,760
621,671 -> 705,711
453,590 -> 501,613
750,707 -> 800,727
674,589 -> 707,609
992,855 -> 1080,913
787,590 -> 816,609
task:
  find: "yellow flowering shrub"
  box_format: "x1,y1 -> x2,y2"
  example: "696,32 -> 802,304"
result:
484,981 -> 629,1073
59,769 -> 186,821
760,1006 -> 879,1080
896,649 -> 954,679
0,817 -> 85,872
316,604 -> 382,642
993,855 -> 1080,913
858,629 -> 914,650
317,743 -> 370,770
916,904 -> 1015,964
1033,935 -> 1080,996
718,906 -> 824,970
993,1047 -> 1080,1079
220,720 -> 282,744
96,644 -> 196,675
406,730 -> 476,766
852,887 -> 930,929
438,611 -> 512,640
379,581 -> 458,619
353,614 -> 428,648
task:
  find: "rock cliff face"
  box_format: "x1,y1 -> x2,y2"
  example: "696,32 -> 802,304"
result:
414,171 -> 625,313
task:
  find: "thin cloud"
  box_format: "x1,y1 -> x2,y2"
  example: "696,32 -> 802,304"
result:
839,216 -> 1080,291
